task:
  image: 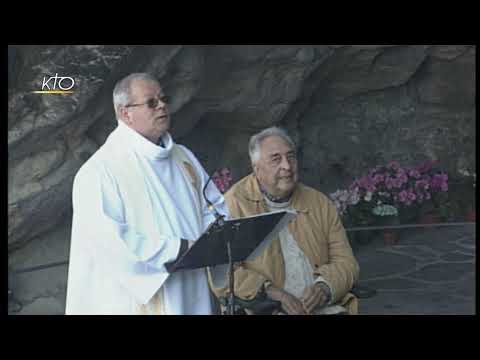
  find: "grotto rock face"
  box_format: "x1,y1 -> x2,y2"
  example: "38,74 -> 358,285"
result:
8,45 -> 475,313
8,45 -> 134,249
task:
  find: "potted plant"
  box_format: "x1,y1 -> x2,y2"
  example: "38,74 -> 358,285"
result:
372,204 -> 400,245
329,187 -> 373,244
331,159 -> 451,245
347,160 -> 421,245
414,160 -> 450,224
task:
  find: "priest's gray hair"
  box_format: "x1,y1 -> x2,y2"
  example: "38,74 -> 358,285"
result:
249,127 -> 296,165
113,73 -> 159,119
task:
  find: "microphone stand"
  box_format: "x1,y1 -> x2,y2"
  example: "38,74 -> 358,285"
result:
228,221 -> 242,315
203,169 -> 237,315
226,227 -> 235,315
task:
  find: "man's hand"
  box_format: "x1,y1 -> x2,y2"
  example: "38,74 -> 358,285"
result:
266,286 -> 307,315
301,283 -> 329,314
233,261 -> 245,271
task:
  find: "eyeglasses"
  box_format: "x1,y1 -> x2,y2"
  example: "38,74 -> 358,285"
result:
125,95 -> 170,109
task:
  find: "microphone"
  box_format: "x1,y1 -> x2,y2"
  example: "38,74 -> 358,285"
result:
203,168 -> 226,226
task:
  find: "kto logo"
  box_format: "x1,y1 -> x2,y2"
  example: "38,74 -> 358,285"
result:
33,73 -> 75,94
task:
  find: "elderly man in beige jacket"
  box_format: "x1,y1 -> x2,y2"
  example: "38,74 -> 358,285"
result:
210,127 -> 360,315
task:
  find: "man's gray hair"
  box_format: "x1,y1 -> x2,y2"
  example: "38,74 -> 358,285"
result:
249,127 -> 296,165
112,73 -> 159,119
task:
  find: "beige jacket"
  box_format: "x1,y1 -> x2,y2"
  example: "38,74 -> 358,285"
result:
209,174 -> 360,314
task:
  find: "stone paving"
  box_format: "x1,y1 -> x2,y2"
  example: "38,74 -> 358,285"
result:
8,223 -> 476,315
351,225 -> 476,315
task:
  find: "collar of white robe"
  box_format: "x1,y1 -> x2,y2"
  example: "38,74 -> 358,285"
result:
117,120 -> 173,160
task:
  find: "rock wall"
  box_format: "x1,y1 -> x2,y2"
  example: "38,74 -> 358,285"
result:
8,45 -> 476,314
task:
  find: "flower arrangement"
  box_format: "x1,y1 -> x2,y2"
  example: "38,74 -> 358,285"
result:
212,167 -> 233,194
330,160 -> 450,227
372,204 -> 398,217
413,160 -> 451,220
329,188 -> 360,218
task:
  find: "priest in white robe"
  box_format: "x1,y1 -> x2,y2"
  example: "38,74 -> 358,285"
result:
65,73 -> 228,315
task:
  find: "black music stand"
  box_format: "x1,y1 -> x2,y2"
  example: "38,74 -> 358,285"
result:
167,210 -> 296,315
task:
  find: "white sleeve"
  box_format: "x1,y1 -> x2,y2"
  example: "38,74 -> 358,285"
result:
71,164 -> 181,305
179,146 -> 230,230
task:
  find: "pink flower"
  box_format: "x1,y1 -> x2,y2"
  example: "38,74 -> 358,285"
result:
415,179 -> 430,190
348,188 -> 360,205
397,172 -> 408,184
416,160 -> 435,174
398,190 -> 409,203
349,181 -> 359,191
407,190 -> 416,201
372,174 -> 384,184
388,161 -> 401,170
385,177 -> 394,189
431,173 -> 448,192
212,167 -> 233,193
357,176 -> 369,189
408,169 -> 421,179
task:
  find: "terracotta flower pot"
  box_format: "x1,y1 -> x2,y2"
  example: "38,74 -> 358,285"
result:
419,213 -> 440,225
353,231 -> 374,245
383,231 -> 398,246
378,215 -> 400,246
466,208 -> 476,222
